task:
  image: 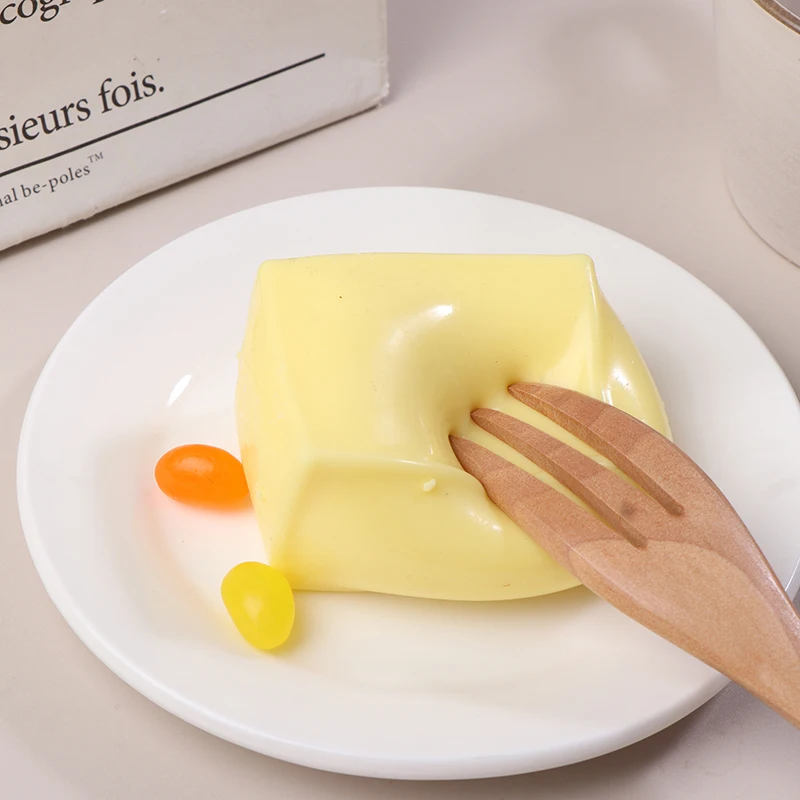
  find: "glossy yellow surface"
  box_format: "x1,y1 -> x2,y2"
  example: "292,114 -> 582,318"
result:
236,253 -> 670,601
221,562 -> 295,650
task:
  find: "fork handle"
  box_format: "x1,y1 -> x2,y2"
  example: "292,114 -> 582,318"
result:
570,538 -> 800,730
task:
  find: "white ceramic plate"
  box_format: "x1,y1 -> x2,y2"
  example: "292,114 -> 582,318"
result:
17,188 -> 800,780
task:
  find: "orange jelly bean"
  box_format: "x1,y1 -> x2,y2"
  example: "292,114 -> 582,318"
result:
155,444 -> 249,508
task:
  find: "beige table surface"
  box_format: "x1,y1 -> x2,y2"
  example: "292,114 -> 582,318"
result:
3,1 -> 800,797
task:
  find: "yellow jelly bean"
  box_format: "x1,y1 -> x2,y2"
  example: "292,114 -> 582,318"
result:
221,562 -> 295,650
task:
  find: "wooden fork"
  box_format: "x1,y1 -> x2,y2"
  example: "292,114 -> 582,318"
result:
450,382 -> 800,729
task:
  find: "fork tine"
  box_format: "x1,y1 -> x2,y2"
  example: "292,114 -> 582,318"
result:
471,408 -> 670,548
510,382 -> 686,515
449,436 -> 625,564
